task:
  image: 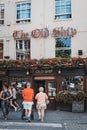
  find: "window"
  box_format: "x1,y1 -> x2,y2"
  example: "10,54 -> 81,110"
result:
16,2 -> 31,23
55,0 -> 71,20
62,76 -> 84,91
0,5 -> 4,24
9,77 -> 29,89
16,40 -> 30,60
55,38 -> 71,58
48,82 -> 56,97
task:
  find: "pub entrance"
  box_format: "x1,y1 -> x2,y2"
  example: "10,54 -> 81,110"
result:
34,80 -> 45,95
34,77 -> 57,110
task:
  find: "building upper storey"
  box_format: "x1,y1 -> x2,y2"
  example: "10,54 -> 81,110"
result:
0,0 -> 87,60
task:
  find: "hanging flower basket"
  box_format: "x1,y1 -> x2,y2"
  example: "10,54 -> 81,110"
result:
0,57 -> 87,69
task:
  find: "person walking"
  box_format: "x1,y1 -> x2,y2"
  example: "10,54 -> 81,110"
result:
10,84 -> 21,111
0,84 -> 12,120
35,87 -> 48,122
9,85 -> 18,112
22,82 -> 34,122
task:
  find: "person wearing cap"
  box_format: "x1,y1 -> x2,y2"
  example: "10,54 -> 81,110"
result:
22,82 -> 34,122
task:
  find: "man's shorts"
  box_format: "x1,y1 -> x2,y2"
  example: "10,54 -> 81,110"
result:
23,101 -> 33,110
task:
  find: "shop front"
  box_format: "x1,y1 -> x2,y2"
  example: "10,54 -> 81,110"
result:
0,67 -> 87,110
0,58 -> 87,110
6,68 -> 58,110
56,68 -> 87,112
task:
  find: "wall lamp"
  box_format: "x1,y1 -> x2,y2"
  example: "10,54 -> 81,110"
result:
26,70 -> 30,75
58,69 -> 61,74
78,50 -> 83,56
4,56 -> 10,60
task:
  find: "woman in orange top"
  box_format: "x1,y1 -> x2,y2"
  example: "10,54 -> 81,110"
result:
35,87 -> 48,122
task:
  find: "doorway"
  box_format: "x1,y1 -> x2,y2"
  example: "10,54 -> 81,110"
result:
46,81 -> 57,110
34,80 -> 45,96
34,80 -> 57,110
34,80 -> 45,108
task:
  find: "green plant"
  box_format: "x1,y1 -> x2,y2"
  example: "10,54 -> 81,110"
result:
56,90 -> 87,104
0,57 -> 87,69
71,91 -> 87,101
56,90 -> 73,103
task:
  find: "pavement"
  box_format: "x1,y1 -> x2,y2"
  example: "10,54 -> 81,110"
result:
0,108 -> 87,130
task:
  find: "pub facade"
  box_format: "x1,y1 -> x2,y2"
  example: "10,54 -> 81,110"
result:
0,58 -> 87,110
0,0 -> 87,110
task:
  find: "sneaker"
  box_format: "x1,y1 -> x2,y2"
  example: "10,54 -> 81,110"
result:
28,119 -> 31,122
17,107 -> 21,111
41,119 -> 44,122
4,115 -> 8,120
15,107 -> 17,112
28,117 -> 31,122
38,118 -> 41,121
4,117 -> 7,121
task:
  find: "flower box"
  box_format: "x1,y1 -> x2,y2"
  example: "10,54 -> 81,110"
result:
56,90 -> 86,112
72,101 -> 84,112
58,102 -> 72,112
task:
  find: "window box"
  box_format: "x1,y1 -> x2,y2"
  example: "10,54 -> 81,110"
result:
72,101 -> 84,112
56,90 -> 87,112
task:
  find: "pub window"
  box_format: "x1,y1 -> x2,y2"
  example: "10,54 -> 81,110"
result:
9,77 -> 29,89
16,40 -> 30,60
55,38 -> 71,58
16,2 -> 31,23
48,82 -> 56,97
19,40 -> 23,49
62,76 -> 84,91
55,0 -> 72,20
0,4 -> 4,25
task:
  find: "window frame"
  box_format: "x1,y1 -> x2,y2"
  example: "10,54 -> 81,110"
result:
62,76 -> 84,91
0,4 -> 4,25
55,0 -> 72,20
55,37 -> 71,58
16,2 -> 31,23
16,39 -> 30,60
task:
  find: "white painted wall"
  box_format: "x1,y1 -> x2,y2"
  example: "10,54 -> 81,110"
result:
0,0 -> 87,59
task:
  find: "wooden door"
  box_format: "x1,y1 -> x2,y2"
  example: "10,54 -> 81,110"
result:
46,81 -> 57,110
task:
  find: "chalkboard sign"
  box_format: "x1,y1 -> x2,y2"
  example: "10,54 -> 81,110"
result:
72,101 -> 84,112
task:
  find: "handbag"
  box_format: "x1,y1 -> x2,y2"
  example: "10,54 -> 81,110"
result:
46,99 -> 50,104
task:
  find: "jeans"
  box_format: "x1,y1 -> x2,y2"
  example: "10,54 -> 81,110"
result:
1,100 -> 10,118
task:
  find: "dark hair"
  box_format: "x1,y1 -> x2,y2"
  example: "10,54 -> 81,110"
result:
3,84 -> 8,90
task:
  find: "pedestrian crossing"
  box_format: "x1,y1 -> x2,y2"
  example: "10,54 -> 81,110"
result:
0,121 -> 63,129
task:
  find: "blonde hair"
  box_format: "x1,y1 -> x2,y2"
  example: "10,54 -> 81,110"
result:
39,87 -> 44,92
